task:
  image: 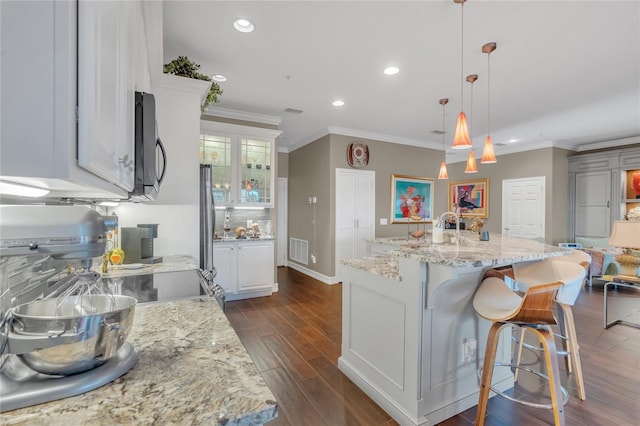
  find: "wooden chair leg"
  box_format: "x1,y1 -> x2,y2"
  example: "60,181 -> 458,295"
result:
555,304 -> 572,373
514,326 -> 526,382
559,303 -> 586,400
476,322 -> 504,426
530,326 -> 566,426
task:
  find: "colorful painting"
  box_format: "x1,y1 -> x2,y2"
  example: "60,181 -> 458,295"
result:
390,174 -> 434,223
448,179 -> 489,218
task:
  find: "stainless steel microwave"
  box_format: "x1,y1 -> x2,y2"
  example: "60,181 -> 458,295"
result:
128,92 -> 166,202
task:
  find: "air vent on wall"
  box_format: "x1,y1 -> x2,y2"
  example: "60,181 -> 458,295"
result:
285,108 -> 304,114
289,238 -> 308,264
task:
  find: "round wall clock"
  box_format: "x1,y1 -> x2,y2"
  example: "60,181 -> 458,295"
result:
347,143 -> 369,168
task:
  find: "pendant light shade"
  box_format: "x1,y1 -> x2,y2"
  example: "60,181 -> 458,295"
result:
481,135 -> 497,163
451,112 -> 472,149
465,150 -> 478,173
438,161 -> 449,180
481,42 -> 497,164
438,98 -> 449,179
451,0 -> 472,150
464,74 -> 478,173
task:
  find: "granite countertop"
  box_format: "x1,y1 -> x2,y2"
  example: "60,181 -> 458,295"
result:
341,256 -> 400,280
2,298 -> 278,425
98,254 -> 198,278
365,231 -> 572,268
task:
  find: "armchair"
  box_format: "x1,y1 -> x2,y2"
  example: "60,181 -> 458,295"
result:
575,237 -> 623,282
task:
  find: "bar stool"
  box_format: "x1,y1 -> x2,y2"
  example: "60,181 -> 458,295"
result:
474,273 -> 566,425
512,259 -> 588,400
556,249 -> 592,284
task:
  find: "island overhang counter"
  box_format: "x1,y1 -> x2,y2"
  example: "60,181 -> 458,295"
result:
339,232 -> 570,426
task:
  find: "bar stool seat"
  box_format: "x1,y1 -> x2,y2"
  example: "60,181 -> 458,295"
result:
555,249 -> 592,284
474,273 -> 566,426
512,258 -> 588,400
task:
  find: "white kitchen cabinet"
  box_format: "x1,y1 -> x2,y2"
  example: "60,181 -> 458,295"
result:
212,243 -> 237,294
200,121 -> 282,208
0,0 -> 150,199
568,146 -> 640,240
213,239 -> 276,300
78,0 -> 151,192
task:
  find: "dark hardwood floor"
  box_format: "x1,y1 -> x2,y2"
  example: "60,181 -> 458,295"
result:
225,267 -> 640,426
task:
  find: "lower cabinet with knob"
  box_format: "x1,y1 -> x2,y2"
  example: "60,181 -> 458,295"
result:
212,239 -> 277,301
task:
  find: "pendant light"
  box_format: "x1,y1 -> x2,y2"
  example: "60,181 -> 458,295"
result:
438,98 -> 449,180
451,0 -> 472,150
481,42 -> 497,164
464,74 -> 478,173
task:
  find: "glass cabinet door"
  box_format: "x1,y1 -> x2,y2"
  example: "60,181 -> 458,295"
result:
200,134 -> 232,204
240,138 -> 272,205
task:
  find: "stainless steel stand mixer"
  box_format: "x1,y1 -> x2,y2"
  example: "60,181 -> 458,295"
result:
0,205 -> 138,412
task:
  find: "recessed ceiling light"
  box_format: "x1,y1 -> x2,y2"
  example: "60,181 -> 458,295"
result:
508,138 -> 519,143
211,74 -> 227,82
332,100 -> 345,107
234,18 -> 255,33
384,66 -> 399,75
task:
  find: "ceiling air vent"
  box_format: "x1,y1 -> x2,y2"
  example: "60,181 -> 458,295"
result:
431,130 -> 445,135
495,142 -> 506,147
285,108 -> 303,114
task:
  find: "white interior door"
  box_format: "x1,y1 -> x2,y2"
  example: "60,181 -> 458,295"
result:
502,176 -> 545,240
335,169 -> 375,282
277,177 -> 288,266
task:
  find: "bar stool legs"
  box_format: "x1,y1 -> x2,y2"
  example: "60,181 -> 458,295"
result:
477,322 -> 566,426
558,303 -> 586,400
513,304 -> 586,401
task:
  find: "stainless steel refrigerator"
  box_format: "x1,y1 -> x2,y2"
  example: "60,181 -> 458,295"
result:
199,164 -> 216,278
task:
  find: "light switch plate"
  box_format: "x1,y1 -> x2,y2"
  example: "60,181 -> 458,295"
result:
380,218 -> 388,225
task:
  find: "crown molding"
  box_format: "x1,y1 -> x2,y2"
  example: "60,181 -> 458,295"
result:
202,107 -> 282,126
575,135 -> 640,152
200,120 -> 282,139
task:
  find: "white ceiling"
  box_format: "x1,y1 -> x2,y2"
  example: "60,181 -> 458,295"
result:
162,1 -> 640,158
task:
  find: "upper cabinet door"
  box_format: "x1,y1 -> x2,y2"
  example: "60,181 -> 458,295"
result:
77,0 -> 136,191
200,121 -> 281,208
240,138 -> 273,206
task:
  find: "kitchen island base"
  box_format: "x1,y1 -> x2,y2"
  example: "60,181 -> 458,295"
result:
339,257 -> 514,425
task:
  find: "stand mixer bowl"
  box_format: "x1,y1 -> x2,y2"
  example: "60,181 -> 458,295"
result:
7,295 -> 136,376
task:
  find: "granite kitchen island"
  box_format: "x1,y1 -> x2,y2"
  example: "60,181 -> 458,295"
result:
339,231 -> 569,426
2,298 -> 277,425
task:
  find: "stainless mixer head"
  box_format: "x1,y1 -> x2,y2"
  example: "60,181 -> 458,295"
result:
0,205 -> 107,262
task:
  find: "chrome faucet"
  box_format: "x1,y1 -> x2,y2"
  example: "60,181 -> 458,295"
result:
435,211 -> 460,245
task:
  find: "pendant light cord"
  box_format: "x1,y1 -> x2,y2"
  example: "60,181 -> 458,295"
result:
487,51 -> 491,136
460,2 -> 465,110
442,104 -> 446,160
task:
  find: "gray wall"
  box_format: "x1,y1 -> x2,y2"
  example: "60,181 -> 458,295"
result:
288,133 -> 573,279
289,135 -> 332,274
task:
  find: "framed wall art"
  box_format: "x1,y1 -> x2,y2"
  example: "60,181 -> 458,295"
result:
448,178 -> 489,218
390,174 -> 434,223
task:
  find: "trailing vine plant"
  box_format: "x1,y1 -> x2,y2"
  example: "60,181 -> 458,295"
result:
163,56 -> 223,111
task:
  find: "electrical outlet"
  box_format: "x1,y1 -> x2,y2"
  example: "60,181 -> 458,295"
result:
462,338 -> 477,363
308,197 -> 312,205
311,254 -> 316,264
312,196 -> 317,204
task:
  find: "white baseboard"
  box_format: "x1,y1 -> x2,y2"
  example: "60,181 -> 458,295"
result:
287,262 -> 339,285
